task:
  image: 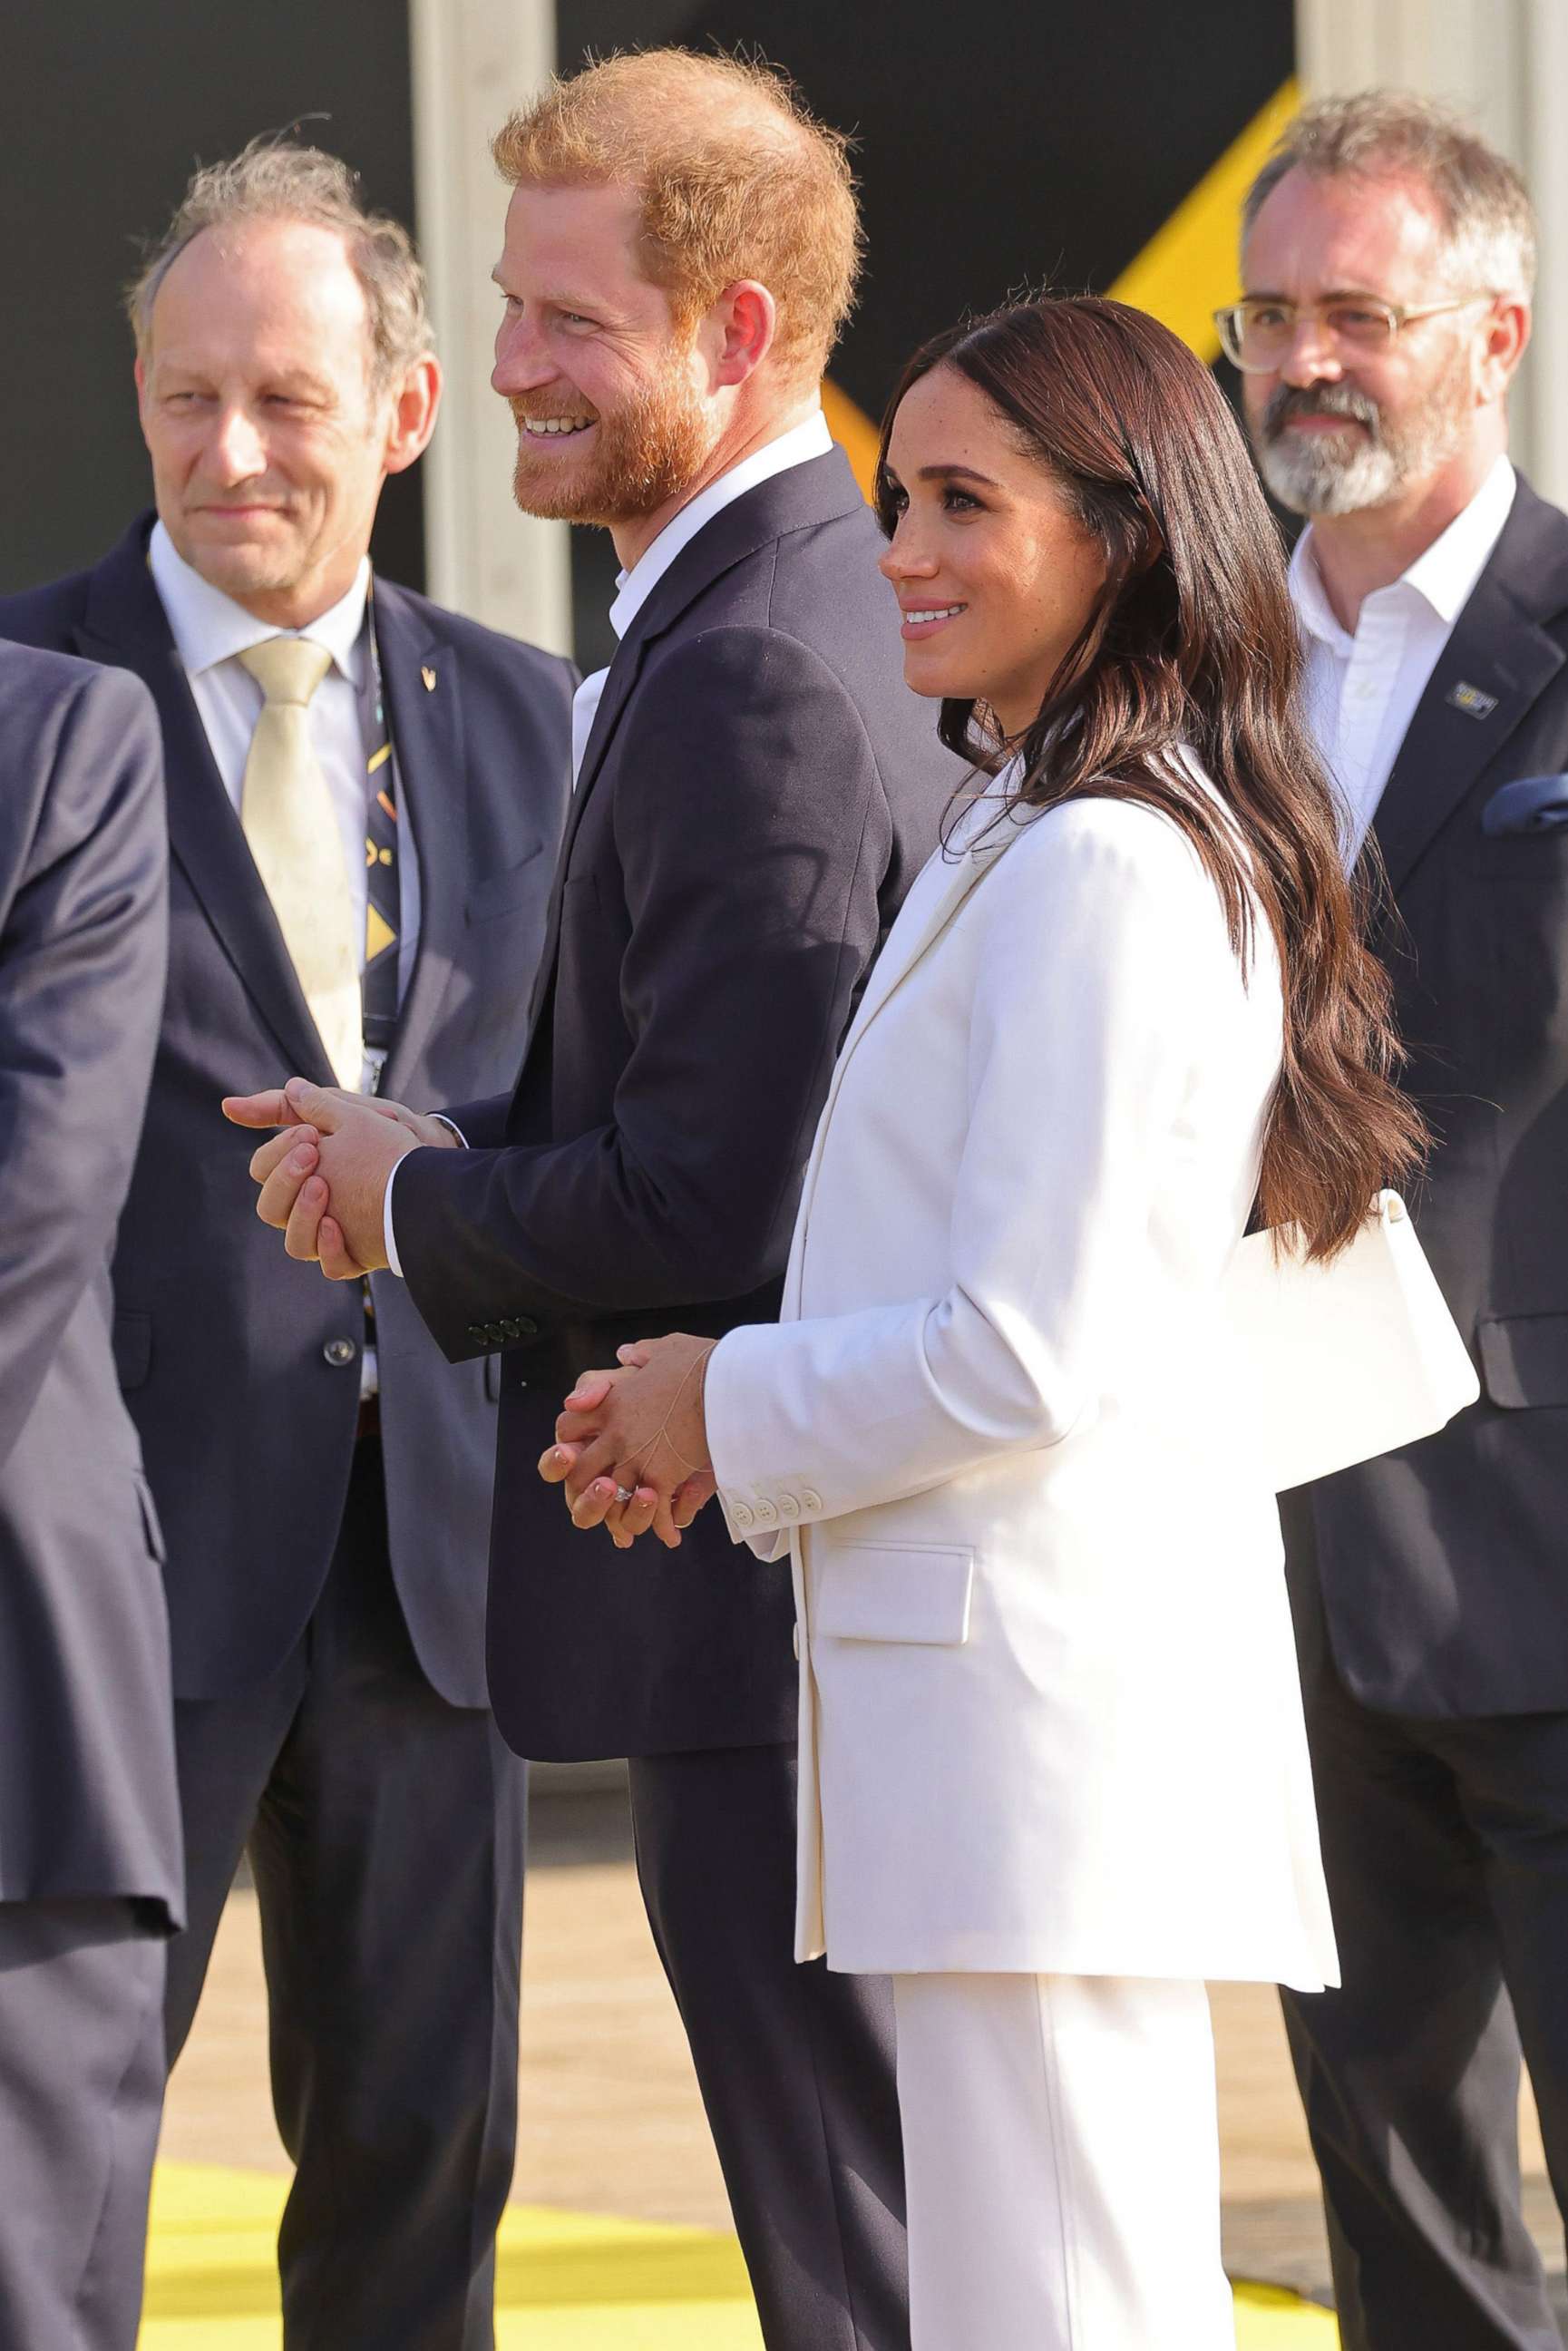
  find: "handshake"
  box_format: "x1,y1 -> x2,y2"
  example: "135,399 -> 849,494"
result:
223,1078 -> 718,1551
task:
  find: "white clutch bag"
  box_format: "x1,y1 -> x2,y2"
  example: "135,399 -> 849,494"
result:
1221,1191 -> 1480,1493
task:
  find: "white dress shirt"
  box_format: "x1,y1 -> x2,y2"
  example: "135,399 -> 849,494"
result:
1290,455 -> 1516,861
385,407 -> 837,1277
570,407 -> 834,783
148,522 -> 422,1066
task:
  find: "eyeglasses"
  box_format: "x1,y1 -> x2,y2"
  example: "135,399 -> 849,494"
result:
1213,293 -> 1496,373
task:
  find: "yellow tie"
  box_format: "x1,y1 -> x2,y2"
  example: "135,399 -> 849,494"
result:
238,639 -> 362,1087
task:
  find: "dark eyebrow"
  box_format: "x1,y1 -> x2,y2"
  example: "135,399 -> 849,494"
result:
916,463 -> 1002,488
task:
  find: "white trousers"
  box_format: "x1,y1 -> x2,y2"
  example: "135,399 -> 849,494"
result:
891,1972 -> 1236,2351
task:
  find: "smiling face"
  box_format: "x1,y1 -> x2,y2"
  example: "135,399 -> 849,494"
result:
878,364 -> 1107,739
137,219 -> 432,625
1239,167 -> 1501,517
491,180 -> 719,532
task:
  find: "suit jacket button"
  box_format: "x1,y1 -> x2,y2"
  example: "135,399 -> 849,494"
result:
732,1502 -> 755,1530
323,1337 -> 358,1368
501,1318 -> 521,1340
803,1488 -> 823,1512
516,1314 -> 540,1337
792,1624 -> 801,1662
755,1498 -> 778,1526
778,1493 -> 801,1520
467,1324 -> 486,1344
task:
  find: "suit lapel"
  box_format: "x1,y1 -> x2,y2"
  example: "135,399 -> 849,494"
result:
782,804 -> 1015,1317
522,630 -> 651,1034
373,582 -> 466,1100
1373,483 -> 1568,893
74,519 -> 331,1080
521,447 -> 870,1052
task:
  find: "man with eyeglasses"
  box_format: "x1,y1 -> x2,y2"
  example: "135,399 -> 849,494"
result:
1235,93 -> 1568,2351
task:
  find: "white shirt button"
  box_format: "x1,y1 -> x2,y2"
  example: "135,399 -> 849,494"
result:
802,1488 -> 823,1513
791,1624 -> 801,1662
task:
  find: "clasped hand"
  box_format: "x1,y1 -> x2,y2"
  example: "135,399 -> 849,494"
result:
221,1077 -> 458,1276
538,1334 -> 717,1551
223,1078 -> 719,1553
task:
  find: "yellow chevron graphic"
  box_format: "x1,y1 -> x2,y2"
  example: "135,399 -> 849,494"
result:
1109,78 -> 1299,361
365,904 -> 397,962
823,78 -> 1299,498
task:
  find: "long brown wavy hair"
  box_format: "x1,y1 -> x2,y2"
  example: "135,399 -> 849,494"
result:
876,296 -> 1424,1259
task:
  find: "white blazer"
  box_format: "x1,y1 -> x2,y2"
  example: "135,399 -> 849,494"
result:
704,772 -> 1339,1991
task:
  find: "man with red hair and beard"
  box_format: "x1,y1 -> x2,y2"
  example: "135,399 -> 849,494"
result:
1229,92 -> 1568,2351
231,48 -> 959,2351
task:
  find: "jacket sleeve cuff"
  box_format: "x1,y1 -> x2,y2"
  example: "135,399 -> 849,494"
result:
706,1327 -> 816,1560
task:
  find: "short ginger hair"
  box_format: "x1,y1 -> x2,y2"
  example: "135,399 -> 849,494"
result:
492,49 -> 862,384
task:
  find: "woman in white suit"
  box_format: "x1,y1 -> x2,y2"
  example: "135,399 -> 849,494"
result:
542,298 -> 1422,2346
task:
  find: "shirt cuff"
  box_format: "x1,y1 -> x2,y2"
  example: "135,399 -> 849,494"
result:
382,1150 -> 410,1278
381,1119 -> 467,1280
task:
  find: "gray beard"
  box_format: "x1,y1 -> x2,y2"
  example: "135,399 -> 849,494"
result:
1254,362 -> 1473,518
1258,423 -> 1405,517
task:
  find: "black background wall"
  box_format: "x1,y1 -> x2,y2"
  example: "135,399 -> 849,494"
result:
556,0 -> 1293,666
3,3 -> 1291,648
3,5 -> 424,595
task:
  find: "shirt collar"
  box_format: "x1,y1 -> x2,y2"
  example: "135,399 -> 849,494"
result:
148,518 -> 371,685
606,407 -> 833,642
1289,454 -> 1517,652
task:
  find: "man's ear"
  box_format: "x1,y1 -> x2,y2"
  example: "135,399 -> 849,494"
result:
707,281 -> 776,389
1479,295 -> 1530,404
383,353 -> 442,475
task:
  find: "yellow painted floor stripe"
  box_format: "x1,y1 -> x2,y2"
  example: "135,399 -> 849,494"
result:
138,2163 -> 1337,2346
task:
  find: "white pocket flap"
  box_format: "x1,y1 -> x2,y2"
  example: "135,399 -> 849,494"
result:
813,1542 -> 975,1646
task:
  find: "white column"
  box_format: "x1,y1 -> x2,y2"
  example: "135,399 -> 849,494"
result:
1294,0 -> 1568,506
408,0 -> 571,653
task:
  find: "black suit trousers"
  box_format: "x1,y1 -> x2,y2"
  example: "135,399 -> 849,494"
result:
1284,1538 -> 1568,2351
165,1440 -> 527,2351
628,1743 -> 910,2351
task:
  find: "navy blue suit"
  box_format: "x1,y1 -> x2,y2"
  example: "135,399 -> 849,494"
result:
393,449 -> 961,2351
0,518 -> 574,2351
0,640 -> 180,2348
1281,482 -> 1568,2350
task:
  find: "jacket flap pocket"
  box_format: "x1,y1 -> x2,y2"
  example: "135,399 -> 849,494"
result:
464,844 -> 545,924
813,1542 -> 974,1646
1478,1312 -> 1568,1409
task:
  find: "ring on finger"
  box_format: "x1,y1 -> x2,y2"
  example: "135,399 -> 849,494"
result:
613,1483 -> 636,1505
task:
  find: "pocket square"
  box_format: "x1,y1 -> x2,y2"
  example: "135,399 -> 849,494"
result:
1481,775 -> 1568,835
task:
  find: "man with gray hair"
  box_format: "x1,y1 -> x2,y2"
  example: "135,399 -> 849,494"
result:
0,138 -> 574,2346
1230,91 -> 1568,2350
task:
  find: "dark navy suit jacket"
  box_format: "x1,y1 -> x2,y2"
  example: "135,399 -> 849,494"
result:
0,641 -> 183,1917
393,448 -> 964,1760
0,518 -> 574,1707
1290,477 -> 1568,1715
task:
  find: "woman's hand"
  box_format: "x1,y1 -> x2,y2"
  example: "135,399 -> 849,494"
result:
537,1334 -> 717,1550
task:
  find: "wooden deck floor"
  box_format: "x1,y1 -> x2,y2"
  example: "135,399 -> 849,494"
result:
155,1783 -> 1560,2319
